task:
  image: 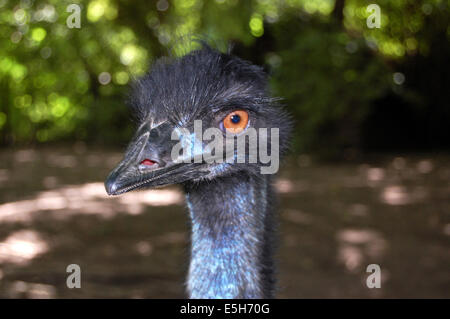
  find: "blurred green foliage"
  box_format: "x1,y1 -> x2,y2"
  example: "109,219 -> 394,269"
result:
270,19 -> 391,153
0,0 -> 449,153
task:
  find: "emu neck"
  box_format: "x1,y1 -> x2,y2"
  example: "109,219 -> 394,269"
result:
184,174 -> 275,299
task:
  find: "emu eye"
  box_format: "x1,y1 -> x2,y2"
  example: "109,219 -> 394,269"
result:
222,110 -> 249,134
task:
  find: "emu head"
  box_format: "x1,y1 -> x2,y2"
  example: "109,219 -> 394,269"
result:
105,46 -> 291,195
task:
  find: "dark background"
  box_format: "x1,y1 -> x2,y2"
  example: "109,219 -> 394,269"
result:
0,0 -> 449,298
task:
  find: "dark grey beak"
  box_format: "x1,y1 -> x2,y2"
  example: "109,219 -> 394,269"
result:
105,125 -> 209,196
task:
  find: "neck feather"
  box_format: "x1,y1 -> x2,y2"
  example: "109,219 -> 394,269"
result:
184,173 -> 275,299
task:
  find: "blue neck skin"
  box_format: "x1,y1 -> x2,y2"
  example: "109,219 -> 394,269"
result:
184,173 -> 275,299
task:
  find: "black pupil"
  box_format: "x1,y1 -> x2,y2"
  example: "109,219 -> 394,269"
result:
231,114 -> 241,124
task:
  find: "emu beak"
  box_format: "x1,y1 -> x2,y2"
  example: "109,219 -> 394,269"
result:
105,126 -> 209,196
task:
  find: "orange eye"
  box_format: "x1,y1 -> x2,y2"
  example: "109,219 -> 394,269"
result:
222,110 -> 249,134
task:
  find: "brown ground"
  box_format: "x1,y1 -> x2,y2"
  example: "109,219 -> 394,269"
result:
0,146 -> 449,298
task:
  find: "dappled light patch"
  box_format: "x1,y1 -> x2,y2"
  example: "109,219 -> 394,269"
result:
443,224 -> 450,236
275,179 -> 294,193
0,169 -> 9,184
275,179 -> 308,193
366,167 -> 385,183
118,189 -> 183,209
0,182 -> 183,223
135,241 -> 153,256
0,230 -> 49,266
14,149 -> 38,163
381,185 -> 427,206
6,281 -> 56,299
416,159 -> 433,174
336,229 -> 387,272
337,245 -> 363,272
381,185 -> 410,205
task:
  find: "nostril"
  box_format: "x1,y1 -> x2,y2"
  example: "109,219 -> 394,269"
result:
140,159 -> 156,166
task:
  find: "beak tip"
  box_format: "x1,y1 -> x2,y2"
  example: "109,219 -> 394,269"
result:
105,179 -> 118,196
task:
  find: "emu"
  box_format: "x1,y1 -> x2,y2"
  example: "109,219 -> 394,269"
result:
105,46 -> 291,298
